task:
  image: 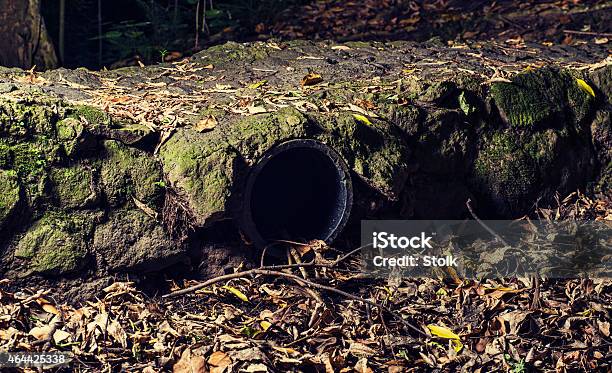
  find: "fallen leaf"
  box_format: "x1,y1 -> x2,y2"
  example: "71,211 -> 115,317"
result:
427,324 -> 460,340
247,106 -> 268,114
29,325 -> 52,340
354,357 -> 373,373
208,351 -> 232,371
195,115 -> 218,132
352,114 -> 372,125
576,78 -> 595,97
222,285 -> 249,302
300,73 -> 323,87
36,298 -> 60,316
248,80 -> 268,89
174,347 -> 206,373
260,321 -> 272,331
53,329 -> 71,344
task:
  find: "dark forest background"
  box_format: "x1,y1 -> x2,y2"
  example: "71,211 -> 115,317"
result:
41,0 -> 307,69
0,1 -> 609,71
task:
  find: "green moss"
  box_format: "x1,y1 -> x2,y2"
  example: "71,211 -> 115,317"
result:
0,170 -> 21,227
316,112 -> 409,198
0,100 -> 57,138
159,130 -> 238,224
71,105 -> 111,126
419,81 -> 456,103
101,140 -> 162,206
489,68 -> 594,128
9,141 -> 51,206
50,164 -> 94,209
14,212 -> 91,275
200,41 -> 270,65
0,141 -> 11,168
344,41 -> 373,48
227,107 -> 310,160
474,132 -> 540,210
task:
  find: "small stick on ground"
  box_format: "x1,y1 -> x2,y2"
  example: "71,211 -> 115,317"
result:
466,198 -> 511,247
163,243 -> 425,337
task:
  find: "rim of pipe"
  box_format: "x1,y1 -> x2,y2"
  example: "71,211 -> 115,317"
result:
241,139 -> 353,249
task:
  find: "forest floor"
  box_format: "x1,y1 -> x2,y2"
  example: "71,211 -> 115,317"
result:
259,0 -> 612,47
1,192 -> 610,372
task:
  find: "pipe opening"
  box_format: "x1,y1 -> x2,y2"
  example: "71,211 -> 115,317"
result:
243,139 -> 352,248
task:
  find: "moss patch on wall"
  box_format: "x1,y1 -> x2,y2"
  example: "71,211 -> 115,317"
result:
101,140 -> 162,207
14,212 -> 92,275
0,170 -> 20,227
490,68 -> 594,128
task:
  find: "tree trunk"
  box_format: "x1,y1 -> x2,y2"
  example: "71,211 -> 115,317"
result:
0,0 -> 58,70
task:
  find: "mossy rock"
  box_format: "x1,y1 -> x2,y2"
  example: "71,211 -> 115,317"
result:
0,170 -> 21,228
160,129 -> 241,226
315,111 -> 410,198
0,99 -> 57,138
226,107 -> 311,160
55,117 -> 95,157
93,208 -> 186,272
195,41 -> 270,66
14,212 -> 93,275
474,132 -> 539,214
70,105 -> 111,126
101,140 -> 163,207
489,68 -> 594,128
50,163 -> 96,209
0,141 -> 12,168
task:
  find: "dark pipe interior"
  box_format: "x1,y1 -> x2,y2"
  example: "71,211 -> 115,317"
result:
243,140 -> 352,248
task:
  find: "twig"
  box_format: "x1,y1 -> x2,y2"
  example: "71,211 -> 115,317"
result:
466,199 -> 510,247
562,30 -> 612,37
166,268 -> 425,336
163,243 -> 424,336
165,244 -> 369,297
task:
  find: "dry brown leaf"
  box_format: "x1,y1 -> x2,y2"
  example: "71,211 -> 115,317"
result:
53,329 -> 71,344
36,298 -> 60,316
354,358 -> 373,373
300,73 -> 323,87
174,347 -> 206,373
208,351 -> 232,373
29,325 -> 52,340
195,115 -> 218,132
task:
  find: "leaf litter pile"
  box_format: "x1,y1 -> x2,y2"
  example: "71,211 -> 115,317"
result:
0,192 -> 610,372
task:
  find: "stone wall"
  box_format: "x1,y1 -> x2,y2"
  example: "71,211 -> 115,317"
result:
0,40 -> 609,281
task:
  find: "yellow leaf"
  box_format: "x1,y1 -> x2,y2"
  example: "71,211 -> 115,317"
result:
300,73 -> 323,87
427,324 -> 460,340
222,285 -> 249,302
352,114 -> 372,125
576,78 -> 595,97
451,339 -> 464,352
260,321 -> 272,331
194,115 -> 218,132
248,80 -> 267,89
